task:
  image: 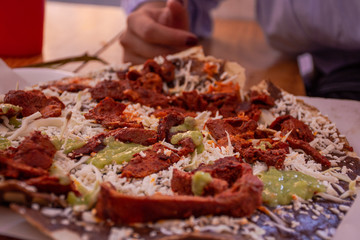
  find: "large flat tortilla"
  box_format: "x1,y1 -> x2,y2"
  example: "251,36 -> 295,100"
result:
0,47 -> 359,240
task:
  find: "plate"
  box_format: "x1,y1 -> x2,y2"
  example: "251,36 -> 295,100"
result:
13,68 -> 74,85
0,59 -> 74,93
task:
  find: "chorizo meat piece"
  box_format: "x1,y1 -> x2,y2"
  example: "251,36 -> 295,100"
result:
176,137 -> 197,156
152,107 -> 196,119
0,180 -> 67,207
157,112 -> 185,142
203,92 -> 240,117
4,90 -> 65,118
85,97 -> 127,121
239,119 -> 258,132
241,146 -> 289,169
171,169 -> 193,195
0,154 -> 48,179
239,105 -> 262,122
141,59 -> 162,75
232,91 -> 275,121
270,115 -> 314,142
124,86 -> 171,108
159,58 -> 175,83
126,69 -> 142,81
96,172 -> 263,224
42,77 -> 91,93
223,116 -> 250,127
89,80 -> 133,101
85,97 -> 142,129
217,135 -> 252,153
239,139 -> 290,169
205,119 -> 239,140
172,156 -> 250,196
171,169 -> 228,196
70,128 -> 157,158
250,91 -> 275,108
109,128 -> 158,146
0,131 -> 56,179
138,72 -> 163,93
235,101 -> 262,122
236,101 -> 252,113
207,117 -> 258,140
203,178 -> 229,196
25,176 -> 74,195
141,59 -> 175,83
12,131 -> 56,170
287,137 -> 331,168
70,133 -> 107,158
121,143 -> 180,178
176,91 -> 208,112
207,81 -> 240,95
91,79 -> 170,108
54,83 -> 89,93
195,156 -> 251,186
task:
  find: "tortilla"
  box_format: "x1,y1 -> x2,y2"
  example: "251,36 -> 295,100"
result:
0,47 -> 359,240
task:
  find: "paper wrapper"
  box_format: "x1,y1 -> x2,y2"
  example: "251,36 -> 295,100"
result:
0,59 -> 31,92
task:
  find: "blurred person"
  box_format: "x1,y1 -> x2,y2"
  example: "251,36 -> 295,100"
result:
120,0 -> 360,100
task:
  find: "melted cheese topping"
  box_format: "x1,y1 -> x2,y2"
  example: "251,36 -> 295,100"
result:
1,63 -> 358,240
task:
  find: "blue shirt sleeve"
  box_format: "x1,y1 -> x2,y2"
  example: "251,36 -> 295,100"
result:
187,0 -> 222,37
121,0 -> 165,15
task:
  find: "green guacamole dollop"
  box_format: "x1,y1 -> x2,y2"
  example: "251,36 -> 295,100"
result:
259,167 -> 326,207
171,130 -> 204,154
0,136 -> 11,150
51,137 -> 86,154
170,116 -> 197,133
191,171 -> 213,196
0,103 -> 22,115
87,137 -> 148,169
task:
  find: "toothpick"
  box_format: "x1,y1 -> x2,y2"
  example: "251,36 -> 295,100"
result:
60,111 -> 72,140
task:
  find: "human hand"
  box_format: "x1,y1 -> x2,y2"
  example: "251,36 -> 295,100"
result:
120,0 -> 198,64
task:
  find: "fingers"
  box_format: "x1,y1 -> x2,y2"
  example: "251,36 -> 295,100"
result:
120,30 -> 175,57
127,10 -> 197,47
165,0 -> 189,30
122,51 -> 147,65
120,1 -> 198,63
120,29 -> 188,64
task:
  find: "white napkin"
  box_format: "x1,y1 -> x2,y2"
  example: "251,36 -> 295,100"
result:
0,59 -> 31,93
333,190 -> 360,240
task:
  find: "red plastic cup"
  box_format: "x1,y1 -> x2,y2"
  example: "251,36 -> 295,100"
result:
0,0 -> 45,57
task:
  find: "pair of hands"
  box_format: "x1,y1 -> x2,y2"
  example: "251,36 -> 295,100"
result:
120,0 -> 198,64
